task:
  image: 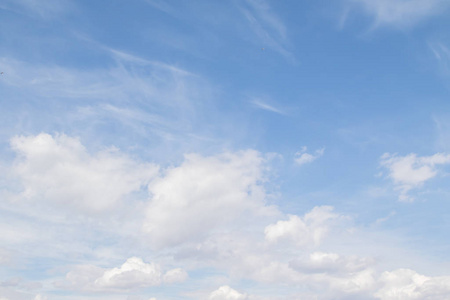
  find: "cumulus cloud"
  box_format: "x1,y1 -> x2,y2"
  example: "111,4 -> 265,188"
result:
265,206 -> 340,247
10,133 -> 158,213
380,152 -> 450,201
94,257 -> 163,289
375,268 -> 450,300
348,0 -> 450,28
294,147 -> 324,166
209,285 -> 248,300
162,268 -> 188,284
59,257 -> 187,292
143,150 -> 275,248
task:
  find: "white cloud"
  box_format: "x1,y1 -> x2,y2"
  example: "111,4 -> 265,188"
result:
349,0 -> 449,28
0,0 -> 72,19
163,268 -> 188,284
0,249 -> 11,265
265,206 -> 339,247
251,99 -> 285,115
323,268 -> 376,296
143,150 -> 274,248
294,146 -> 324,166
0,53 -> 211,147
238,0 -> 292,59
94,257 -> 162,289
209,285 -> 248,300
33,295 -> 47,300
429,43 -> 450,77
290,252 -> 375,274
375,269 -> 450,300
59,257 -> 187,292
380,152 -> 450,201
10,133 -> 158,213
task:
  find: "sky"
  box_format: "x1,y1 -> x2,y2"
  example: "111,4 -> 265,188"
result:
1,0 -> 450,299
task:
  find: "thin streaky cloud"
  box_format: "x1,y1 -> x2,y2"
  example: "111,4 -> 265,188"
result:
428,42 -> 450,75
245,0 -> 287,40
238,0 -> 294,60
0,0 -> 73,20
73,33 -> 194,76
144,0 -> 173,14
347,0 -> 450,29
251,99 -> 286,115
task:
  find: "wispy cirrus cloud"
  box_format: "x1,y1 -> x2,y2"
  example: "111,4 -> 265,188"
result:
429,42 -> 450,77
0,0 -> 73,19
238,0 -> 293,60
0,46 -> 219,153
347,0 -> 450,29
251,98 -> 286,115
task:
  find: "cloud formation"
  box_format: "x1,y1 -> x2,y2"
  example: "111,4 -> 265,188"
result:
94,257 -> 163,289
375,269 -> 450,300
265,206 -> 340,247
251,99 -> 285,115
144,150 -> 274,248
290,252 -> 374,274
239,0 -> 292,58
59,257 -> 187,292
380,152 -> 450,201
209,285 -> 248,300
294,147 -> 324,166
11,133 -> 158,212
349,0 -> 450,28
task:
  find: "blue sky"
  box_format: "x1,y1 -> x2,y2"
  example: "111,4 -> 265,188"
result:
1,0 -> 450,299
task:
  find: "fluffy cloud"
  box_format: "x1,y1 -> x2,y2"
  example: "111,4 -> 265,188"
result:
162,268 -> 188,284
10,133 -> 158,212
94,257 -> 163,289
59,257 -> 187,292
209,286 -> 248,300
380,152 -> 450,201
294,146 -> 324,166
375,269 -> 450,300
265,206 -> 339,247
143,150 -> 275,248
349,0 -> 449,28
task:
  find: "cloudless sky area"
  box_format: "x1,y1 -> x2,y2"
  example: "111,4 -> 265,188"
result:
1,0 -> 450,299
